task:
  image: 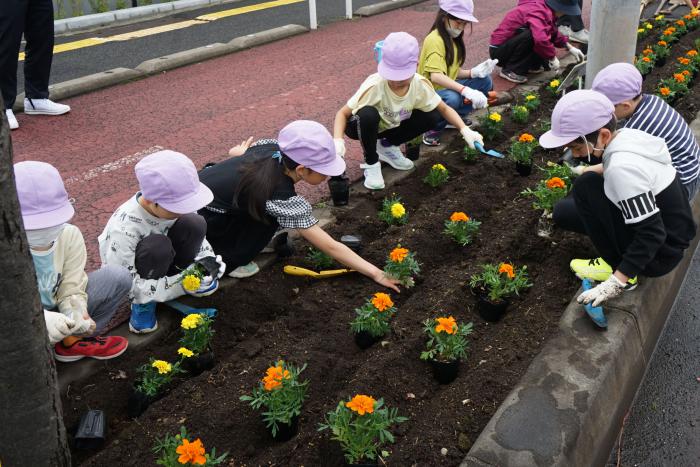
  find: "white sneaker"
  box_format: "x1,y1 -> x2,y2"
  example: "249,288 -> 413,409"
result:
24,98 -> 71,116
228,261 -> 259,278
376,141 -> 414,170
360,161 -> 385,190
558,25 -> 573,38
5,109 -> 18,130
569,28 -> 589,44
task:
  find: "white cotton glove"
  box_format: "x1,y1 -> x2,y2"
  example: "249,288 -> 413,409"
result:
470,58 -> 499,79
548,56 -> 560,72
460,126 -> 484,149
577,274 -> 626,307
214,255 -> 226,279
566,43 -> 585,63
460,87 -> 488,109
44,310 -> 76,344
333,138 -> 346,159
569,165 -> 585,176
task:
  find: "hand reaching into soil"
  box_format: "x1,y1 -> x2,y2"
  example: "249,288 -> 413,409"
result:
374,272 -> 401,293
229,137 -> 254,157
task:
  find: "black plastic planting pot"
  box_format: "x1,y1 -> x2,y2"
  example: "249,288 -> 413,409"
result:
182,350 -> 216,377
328,175 -> 350,206
475,292 -> 510,322
655,56 -> 667,67
430,358 -> 460,384
74,410 -> 107,450
127,387 -> 161,418
515,162 -> 533,176
271,415 -> 299,442
354,331 -> 383,349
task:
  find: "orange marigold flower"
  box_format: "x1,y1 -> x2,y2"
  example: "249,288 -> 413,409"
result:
642,56 -> 652,63
642,48 -> 654,55
449,211 -> 469,222
660,86 -> 671,96
684,14 -> 692,20
346,395 -> 376,415
389,247 -> 409,263
657,40 -> 668,46
546,177 -> 566,189
674,73 -> 686,82
682,70 -> 691,76
371,292 -> 394,311
498,263 -> 515,279
676,20 -> 685,26
435,316 -> 457,334
678,57 -> 691,65
667,27 -> 676,32
688,49 -> 699,57
518,133 -> 535,143
262,365 -> 290,391
176,438 -> 206,465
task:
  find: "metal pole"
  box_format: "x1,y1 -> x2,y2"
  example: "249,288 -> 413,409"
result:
346,0 -> 352,19
309,0 -> 317,30
584,0 -> 641,88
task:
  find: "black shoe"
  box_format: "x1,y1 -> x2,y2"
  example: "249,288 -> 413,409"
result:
499,70 -> 528,84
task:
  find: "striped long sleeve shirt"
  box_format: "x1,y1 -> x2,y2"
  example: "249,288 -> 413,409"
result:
623,94 -> 700,185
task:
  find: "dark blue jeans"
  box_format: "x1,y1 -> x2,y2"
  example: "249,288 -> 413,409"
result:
434,76 -> 493,131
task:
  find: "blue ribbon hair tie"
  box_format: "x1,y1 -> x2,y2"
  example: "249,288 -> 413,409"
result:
271,151 -> 283,164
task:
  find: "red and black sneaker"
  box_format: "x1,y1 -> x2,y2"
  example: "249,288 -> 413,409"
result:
54,336 -> 128,362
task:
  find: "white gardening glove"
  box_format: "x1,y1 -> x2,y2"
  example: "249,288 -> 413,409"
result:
460,126 -> 484,149
566,43 -> 585,63
214,255 -> 226,279
333,138 -> 346,159
470,58 -> 499,79
570,165 -> 585,176
548,56 -> 560,72
44,310 -> 76,344
460,87 -> 488,109
577,274 -> 626,307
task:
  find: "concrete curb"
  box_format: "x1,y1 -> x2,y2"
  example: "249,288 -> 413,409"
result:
354,0 -> 427,17
461,116 -> 700,466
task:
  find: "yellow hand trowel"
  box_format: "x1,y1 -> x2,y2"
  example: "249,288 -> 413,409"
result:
284,265 -> 356,279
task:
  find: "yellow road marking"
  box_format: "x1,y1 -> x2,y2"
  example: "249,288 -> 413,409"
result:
18,0 -> 306,61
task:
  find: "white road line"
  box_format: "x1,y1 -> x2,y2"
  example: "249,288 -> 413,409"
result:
64,146 -> 164,185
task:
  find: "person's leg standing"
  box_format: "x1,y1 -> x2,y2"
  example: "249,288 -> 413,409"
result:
23,0 -> 53,102
0,0 -> 27,128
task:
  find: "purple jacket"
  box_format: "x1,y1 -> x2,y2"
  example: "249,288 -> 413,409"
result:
490,0 -> 568,60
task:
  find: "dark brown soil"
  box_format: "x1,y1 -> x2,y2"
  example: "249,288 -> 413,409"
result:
63,28 -> 700,467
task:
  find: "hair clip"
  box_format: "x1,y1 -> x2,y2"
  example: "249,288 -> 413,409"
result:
271,151 -> 283,164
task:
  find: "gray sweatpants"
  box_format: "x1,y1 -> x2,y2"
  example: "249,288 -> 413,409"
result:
86,264 -> 132,336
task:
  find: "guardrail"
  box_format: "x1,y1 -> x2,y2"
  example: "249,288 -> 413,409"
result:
308,0 -> 353,30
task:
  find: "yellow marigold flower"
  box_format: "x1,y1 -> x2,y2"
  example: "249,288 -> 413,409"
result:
549,79 -> 560,88
688,50 -> 698,57
546,177 -> 566,189
176,438 -> 206,465
637,28 -> 645,33
371,292 -> 394,311
660,87 -> 671,96
346,395 -> 376,415
498,263 -> 515,279
488,112 -> 502,122
152,360 -> 172,375
435,316 -> 457,334
178,347 -> 194,358
390,202 -> 406,218
181,313 -> 204,330
655,14 -> 665,21
645,23 -> 653,29
518,133 -> 535,143
432,163 -> 447,171
389,247 -> 409,263
182,274 -> 201,292
525,94 -> 536,101
450,211 -> 469,222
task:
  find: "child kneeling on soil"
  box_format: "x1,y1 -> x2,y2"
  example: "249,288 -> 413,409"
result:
539,90 -> 696,306
554,62 -> 700,234
331,31 -> 484,190
489,0 -> 585,84
15,161 -> 131,362
98,150 -> 226,334
419,0 -> 498,146
198,120 -> 401,292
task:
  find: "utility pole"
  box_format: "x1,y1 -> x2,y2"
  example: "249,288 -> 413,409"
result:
0,107 -> 71,466
585,0 -> 642,88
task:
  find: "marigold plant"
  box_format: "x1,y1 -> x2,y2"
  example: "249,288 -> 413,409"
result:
653,41 -> 670,61
318,396 -> 407,464
350,292 -> 397,338
658,75 -> 689,100
153,426 -> 228,467
522,92 -> 541,112
509,133 -> 538,165
443,211 -> 481,246
240,361 -> 309,436
378,195 -> 408,225
522,176 -> 569,213
420,316 -> 473,362
469,263 -> 532,302
547,79 -> 561,94
511,105 -> 529,124
383,245 -> 420,288
179,313 -> 215,356
136,358 -> 183,396
423,163 -> 450,187
463,144 -> 479,163
477,112 -> 504,141
306,247 -> 335,270
635,54 -> 654,75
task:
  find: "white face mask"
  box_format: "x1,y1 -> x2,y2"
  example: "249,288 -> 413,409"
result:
579,135 -> 606,163
26,224 -> 66,249
446,19 -> 464,38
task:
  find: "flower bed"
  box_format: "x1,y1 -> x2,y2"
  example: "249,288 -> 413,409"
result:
65,24 -> 700,466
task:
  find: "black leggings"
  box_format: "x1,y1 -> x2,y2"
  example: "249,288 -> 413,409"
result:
345,106 -> 441,164
489,28 -> 546,76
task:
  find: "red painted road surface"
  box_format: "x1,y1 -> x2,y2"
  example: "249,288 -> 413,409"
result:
10,0 -> 590,266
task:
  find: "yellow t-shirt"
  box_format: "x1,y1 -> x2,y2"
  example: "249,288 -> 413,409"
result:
418,29 -> 461,91
346,73 -> 442,132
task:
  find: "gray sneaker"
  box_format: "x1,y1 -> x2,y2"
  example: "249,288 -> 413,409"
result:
499,70 -> 528,84
228,261 -> 260,278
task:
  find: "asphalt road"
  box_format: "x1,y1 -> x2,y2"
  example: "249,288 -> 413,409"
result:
607,247 -> 700,467
16,0 -> 378,93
